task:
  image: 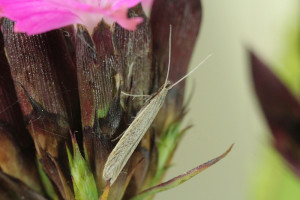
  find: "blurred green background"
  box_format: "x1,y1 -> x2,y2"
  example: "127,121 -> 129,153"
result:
156,0 -> 300,199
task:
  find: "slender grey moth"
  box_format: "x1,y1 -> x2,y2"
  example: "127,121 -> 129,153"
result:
103,27 -> 212,185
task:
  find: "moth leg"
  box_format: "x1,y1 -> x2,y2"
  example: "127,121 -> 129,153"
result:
121,91 -> 150,97
111,132 -> 124,142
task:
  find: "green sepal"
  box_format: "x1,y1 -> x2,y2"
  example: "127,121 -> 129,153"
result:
66,135 -> 99,200
151,122 -> 183,186
131,145 -> 233,200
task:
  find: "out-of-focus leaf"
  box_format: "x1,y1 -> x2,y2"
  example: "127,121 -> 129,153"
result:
250,52 -> 300,133
250,52 -> 300,177
276,20 -> 300,98
131,145 -> 233,200
252,146 -> 300,200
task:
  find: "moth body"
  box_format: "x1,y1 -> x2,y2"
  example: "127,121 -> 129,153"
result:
103,85 -> 169,184
102,26 -> 211,185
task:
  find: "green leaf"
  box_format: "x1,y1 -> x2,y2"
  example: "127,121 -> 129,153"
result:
275,19 -> 300,98
252,146 -> 300,200
67,135 -> 99,200
131,145 -> 233,200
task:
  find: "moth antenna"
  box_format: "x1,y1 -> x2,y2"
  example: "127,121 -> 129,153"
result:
167,54 -> 212,90
164,25 -> 172,89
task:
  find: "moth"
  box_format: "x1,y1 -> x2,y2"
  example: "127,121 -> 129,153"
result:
103,28 -> 211,185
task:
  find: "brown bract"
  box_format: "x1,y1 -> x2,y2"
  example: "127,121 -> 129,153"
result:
151,0 -> 202,135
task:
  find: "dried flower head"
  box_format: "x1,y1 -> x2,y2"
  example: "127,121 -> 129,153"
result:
0,0 -> 232,199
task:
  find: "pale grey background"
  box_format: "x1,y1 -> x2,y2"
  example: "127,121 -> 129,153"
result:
156,0 -> 299,199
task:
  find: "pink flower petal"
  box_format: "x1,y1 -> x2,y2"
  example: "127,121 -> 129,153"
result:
112,0 -> 144,8
141,0 -> 153,14
15,12 -> 78,35
0,0 -> 152,35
